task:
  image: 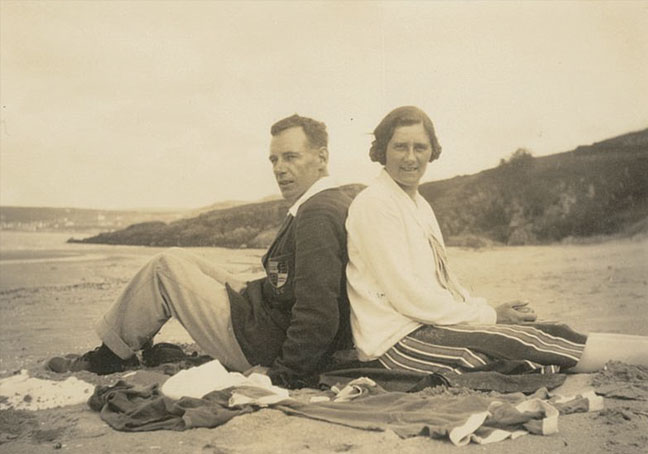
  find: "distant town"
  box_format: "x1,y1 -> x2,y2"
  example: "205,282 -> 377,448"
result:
0,206 -> 188,233
0,199 -> 263,233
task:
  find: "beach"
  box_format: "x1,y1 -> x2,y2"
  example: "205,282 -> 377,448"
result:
1,231 -> 647,453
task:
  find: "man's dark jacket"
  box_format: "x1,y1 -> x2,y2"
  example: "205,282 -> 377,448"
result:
227,187 -> 352,386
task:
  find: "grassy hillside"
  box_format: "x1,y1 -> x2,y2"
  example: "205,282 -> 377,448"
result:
73,129 -> 648,248
72,184 -> 365,248
420,129 -> 648,245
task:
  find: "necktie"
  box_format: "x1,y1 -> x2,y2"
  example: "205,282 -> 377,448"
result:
263,214 -> 294,266
428,234 -> 466,303
276,214 -> 294,238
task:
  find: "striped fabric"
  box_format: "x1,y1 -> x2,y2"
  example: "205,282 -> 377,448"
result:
379,323 -> 586,375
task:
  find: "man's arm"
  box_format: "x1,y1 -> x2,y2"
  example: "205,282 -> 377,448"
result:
268,205 -> 346,386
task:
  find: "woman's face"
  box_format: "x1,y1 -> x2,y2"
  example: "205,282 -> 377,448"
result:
384,123 -> 432,196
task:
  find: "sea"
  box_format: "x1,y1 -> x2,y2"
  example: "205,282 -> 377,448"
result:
0,230 -> 264,290
0,230 -> 170,292
0,230 -> 156,264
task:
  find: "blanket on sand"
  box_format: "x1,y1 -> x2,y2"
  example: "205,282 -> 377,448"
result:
88,360 -> 602,446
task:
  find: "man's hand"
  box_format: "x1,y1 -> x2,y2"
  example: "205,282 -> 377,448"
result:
495,301 -> 537,324
243,365 -> 269,377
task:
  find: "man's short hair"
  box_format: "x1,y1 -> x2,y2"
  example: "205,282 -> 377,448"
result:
270,114 -> 328,149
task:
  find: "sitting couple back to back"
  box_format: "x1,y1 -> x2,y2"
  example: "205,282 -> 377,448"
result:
49,107 -> 648,386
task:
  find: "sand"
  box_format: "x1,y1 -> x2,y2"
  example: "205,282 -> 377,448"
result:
0,236 -> 647,453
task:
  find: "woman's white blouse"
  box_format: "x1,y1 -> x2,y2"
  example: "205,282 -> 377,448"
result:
346,170 -> 497,360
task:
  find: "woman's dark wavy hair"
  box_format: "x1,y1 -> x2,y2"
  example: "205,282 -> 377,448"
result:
369,106 -> 442,165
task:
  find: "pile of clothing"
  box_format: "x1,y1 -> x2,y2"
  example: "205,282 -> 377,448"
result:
88,358 -> 603,446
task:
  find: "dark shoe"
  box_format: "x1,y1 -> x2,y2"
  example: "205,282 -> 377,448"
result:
47,344 -> 139,375
141,342 -> 187,367
141,342 -> 212,368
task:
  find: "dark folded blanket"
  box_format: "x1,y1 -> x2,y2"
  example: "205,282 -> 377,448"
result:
319,368 -> 566,394
88,380 -> 252,431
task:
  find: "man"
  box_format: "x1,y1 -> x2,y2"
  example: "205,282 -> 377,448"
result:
49,114 -> 353,387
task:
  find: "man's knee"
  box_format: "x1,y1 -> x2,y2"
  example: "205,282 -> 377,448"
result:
165,247 -> 187,257
153,248 -> 186,261
151,249 -> 187,276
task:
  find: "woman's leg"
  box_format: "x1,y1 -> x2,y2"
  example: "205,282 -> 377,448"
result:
571,333 -> 648,372
381,324 -> 648,374
379,323 -> 587,374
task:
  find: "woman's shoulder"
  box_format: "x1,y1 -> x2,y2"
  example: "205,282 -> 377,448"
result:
348,182 -> 403,228
350,181 -> 396,210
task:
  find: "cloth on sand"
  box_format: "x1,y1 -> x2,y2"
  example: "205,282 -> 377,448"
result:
88,360 -> 601,446
280,378 -> 602,445
161,359 -> 288,405
88,381 -> 253,431
319,367 -> 567,394
161,358 -> 564,400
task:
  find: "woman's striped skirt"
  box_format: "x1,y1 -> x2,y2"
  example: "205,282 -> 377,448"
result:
379,323 -> 587,375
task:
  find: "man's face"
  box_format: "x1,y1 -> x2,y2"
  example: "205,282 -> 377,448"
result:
269,126 -> 326,204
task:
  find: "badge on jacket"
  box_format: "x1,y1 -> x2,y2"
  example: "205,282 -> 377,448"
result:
268,259 -> 288,289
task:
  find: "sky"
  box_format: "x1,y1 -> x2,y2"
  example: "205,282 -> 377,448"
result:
1,1 -> 647,210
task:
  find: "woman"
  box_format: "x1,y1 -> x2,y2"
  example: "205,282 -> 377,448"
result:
346,106 -> 647,375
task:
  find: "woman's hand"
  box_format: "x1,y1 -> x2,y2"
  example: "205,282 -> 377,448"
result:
495,301 -> 537,324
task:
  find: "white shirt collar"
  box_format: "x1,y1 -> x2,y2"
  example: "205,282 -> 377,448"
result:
377,169 -> 426,206
287,175 -> 338,216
